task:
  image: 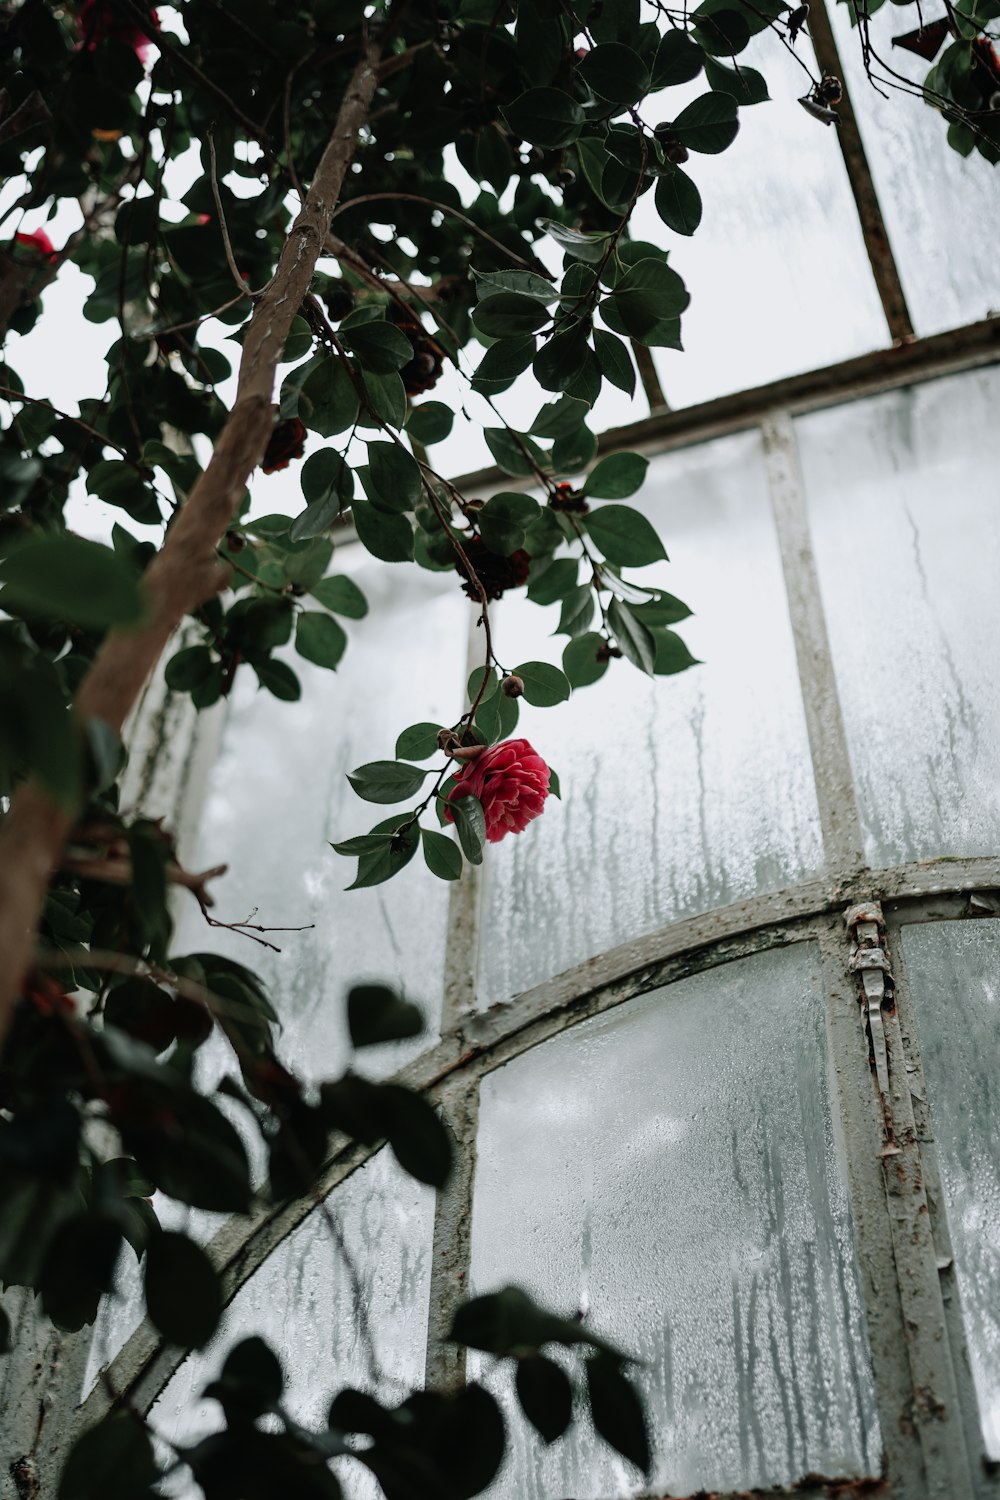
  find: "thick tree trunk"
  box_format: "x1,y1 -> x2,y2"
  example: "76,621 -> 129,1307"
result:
0,38 -> 381,1050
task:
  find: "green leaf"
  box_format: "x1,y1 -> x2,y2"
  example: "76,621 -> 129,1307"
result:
516,1355 -> 573,1443
299,354 -> 359,437
59,1413 -> 158,1500
291,450 -> 354,540
144,1232 -> 222,1350
669,91 -> 740,153
527,556 -> 578,605
380,1084 -> 452,1188
539,218 -> 614,264
344,816 -> 420,890
252,659 -> 301,700
360,368 -> 407,430
632,590 -> 692,626
395,722 -> 443,760
703,55 -> 770,104
605,259 -> 689,342
513,660 -> 571,707
652,627 -> 700,675
692,6 -> 751,54
594,329 -> 637,397
421,826 -> 463,881
585,504 -> 666,566
557,582 -> 595,636
654,166 -> 703,235
471,335 -> 536,395
0,534 -> 144,631
365,442 -> 422,513
530,395 -> 591,440
450,795 -> 486,864
473,292 -> 551,338
552,424 -> 597,474
203,1337 -> 284,1422
584,452 -> 649,499
563,631 -> 610,687
587,1356 -> 651,1475
476,684 -> 520,745
450,1285 -> 624,1360
348,760 -> 428,805
164,645 -> 215,691
608,598 -> 657,674
347,983 -> 423,1048
280,315 -> 313,364
340,319 -> 412,373
469,665 -> 499,704
310,574 -> 368,619
473,269 -> 557,302
406,401 -> 454,445
480,491 -> 540,555
579,41 -> 650,102
652,29 -> 705,86
484,428 -> 547,478
352,499 -> 414,563
503,88 -> 585,149
295,612 -> 347,670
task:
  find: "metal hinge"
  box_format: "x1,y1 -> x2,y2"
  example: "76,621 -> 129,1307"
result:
845,899 -> 899,1151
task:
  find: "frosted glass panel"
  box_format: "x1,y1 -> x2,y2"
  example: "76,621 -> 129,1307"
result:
630,40 -> 886,406
480,431 -> 822,1004
151,1150 -> 434,1497
901,920 -> 1000,1461
799,366 -> 1000,866
471,943 -> 881,1496
171,557 -> 467,1081
831,3 -> 1000,335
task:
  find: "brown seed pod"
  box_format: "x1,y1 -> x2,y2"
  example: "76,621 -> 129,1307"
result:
501,674 -> 524,699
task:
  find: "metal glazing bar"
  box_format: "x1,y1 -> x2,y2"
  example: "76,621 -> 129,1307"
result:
807,0 -> 915,343
423,1081 -> 478,1390
80,861 -> 1000,1425
450,317 -> 1000,497
762,410 -> 866,871
440,607 -> 487,1030
630,338 -> 668,412
843,902 -> 974,1498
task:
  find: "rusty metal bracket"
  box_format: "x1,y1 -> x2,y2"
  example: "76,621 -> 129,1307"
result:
845,899 -> 896,1135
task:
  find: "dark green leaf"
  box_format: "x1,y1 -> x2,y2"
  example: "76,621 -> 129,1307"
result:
692,6 -> 751,54
586,1356 -> 651,1476
360,368 -> 407,430
654,166 -> 703,235
406,401 -> 454,445
632,590 -> 692,626
563,631 -> 610,687
585,504 -> 666,566
344,815 -> 420,890
652,29 -> 705,86
530,395 -> 591,440
164,645 -> 215,691
365,442 -> 422,512
352,500 -> 414,563
0,534 -> 144,630
204,1336 -> 284,1422
473,269 -> 557,302
450,795 -> 486,864
513,660 -> 571,707
703,55 -> 770,103
471,335 -> 536,395
652,627 -> 700,675
347,983 -> 423,1048
59,1413 -> 158,1500
469,664 -> 499,704
484,428 -> 547,478
421,827 -> 463,881
579,41 -> 650,102
299,355 -> 359,437
295,612 -> 347,669
584,452 -> 649,499
252,659 -> 301,700
450,1285 -> 624,1359
503,88 -> 585,149
380,1085 -> 452,1188
340,320 -> 412,373
292,450 -> 354,540
348,760 -> 428,804
395,722 -> 444,760
669,91 -> 740,153
605,259 -> 689,342
310,574 -> 368,618
608,598 -> 657,674
144,1232 -> 221,1350
527,556 -> 578,605
594,329 -> 637,396
473,293 -> 551,338
557,583 -> 595,636
516,1355 -> 573,1443
538,218 -> 614,264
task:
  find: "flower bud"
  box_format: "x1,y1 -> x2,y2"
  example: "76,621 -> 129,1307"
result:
501,674 -> 524,699
437,727 -> 461,754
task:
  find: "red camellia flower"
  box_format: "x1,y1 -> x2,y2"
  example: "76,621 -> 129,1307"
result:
15,227 -> 57,261
446,738 -> 550,843
261,417 -> 307,474
77,0 -> 160,63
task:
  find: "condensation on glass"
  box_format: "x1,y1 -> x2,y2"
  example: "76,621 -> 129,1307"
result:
798,365 -> 1000,868
169,556 -> 467,1081
478,430 -> 823,1005
150,1150 -> 435,1499
632,41 -> 886,408
900,920 -> 1000,1463
830,3 -> 1000,336
470,943 -> 881,1497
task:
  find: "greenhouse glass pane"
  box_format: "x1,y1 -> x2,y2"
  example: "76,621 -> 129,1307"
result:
799,366 -> 1000,867
479,430 -> 822,1005
901,920 -> 1000,1462
830,3 -> 1000,336
150,1150 -> 434,1498
629,40 -> 887,407
471,943 -> 881,1497
170,557 -> 467,1081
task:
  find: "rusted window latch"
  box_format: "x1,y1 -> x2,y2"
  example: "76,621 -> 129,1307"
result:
845,900 -> 898,1151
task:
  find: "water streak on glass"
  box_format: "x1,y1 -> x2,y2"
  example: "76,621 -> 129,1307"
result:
470,944 -> 881,1496
631,40 -> 886,407
83,560 -> 464,1393
479,430 -> 822,1005
798,367 -> 1000,867
829,3 -> 1000,336
900,921 -> 1000,1462
150,1150 -> 435,1500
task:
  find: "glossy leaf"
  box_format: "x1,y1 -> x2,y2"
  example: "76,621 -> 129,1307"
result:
347,983 -> 423,1048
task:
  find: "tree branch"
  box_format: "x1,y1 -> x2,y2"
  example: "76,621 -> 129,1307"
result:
0,37 -> 383,1053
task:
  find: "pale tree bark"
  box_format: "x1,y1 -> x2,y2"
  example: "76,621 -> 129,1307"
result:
0,38 -> 382,1050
